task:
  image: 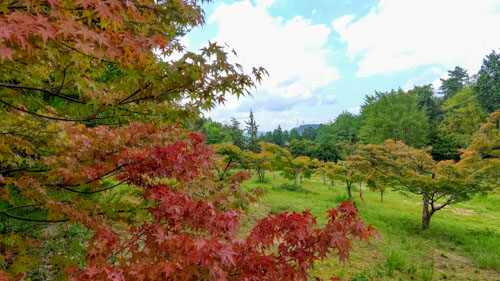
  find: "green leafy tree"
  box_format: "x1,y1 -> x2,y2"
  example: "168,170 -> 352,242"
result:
440,66 -> 469,99
330,112 -> 362,143
359,90 -> 430,147
475,50 -> 500,112
302,127 -> 317,141
439,88 -> 487,148
288,139 -> 316,158
202,119 -> 232,144
245,109 -> 260,152
314,138 -> 340,162
290,128 -> 301,141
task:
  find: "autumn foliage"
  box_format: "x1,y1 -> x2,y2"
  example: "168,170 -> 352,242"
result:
0,1 -> 377,279
1,123 -> 376,280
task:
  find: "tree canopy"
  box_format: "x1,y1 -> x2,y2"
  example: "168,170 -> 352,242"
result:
475,50 -> 500,113
359,90 -> 430,148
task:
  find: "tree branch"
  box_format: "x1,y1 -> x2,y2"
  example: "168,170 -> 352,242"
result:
0,82 -> 85,104
53,180 -> 127,194
0,99 -> 110,122
0,210 -> 69,223
219,159 -> 233,181
432,194 -> 456,213
118,83 -> 151,105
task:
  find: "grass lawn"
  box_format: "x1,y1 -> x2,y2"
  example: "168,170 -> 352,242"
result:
241,172 -> 500,281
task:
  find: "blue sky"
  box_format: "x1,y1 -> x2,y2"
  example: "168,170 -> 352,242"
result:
184,0 -> 500,131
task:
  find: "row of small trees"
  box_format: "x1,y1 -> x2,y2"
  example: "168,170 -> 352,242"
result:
215,111 -> 499,230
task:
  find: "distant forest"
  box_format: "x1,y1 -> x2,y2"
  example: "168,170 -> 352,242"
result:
195,50 -> 500,162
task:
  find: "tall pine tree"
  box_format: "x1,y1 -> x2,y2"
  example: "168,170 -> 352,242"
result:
245,109 -> 260,152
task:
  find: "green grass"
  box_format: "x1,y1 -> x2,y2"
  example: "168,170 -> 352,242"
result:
242,172 -> 500,281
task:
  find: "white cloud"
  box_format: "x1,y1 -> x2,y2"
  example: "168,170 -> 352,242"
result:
402,66 -> 444,91
348,106 -> 361,115
332,0 -> 500,77
254,0 -> 276,8
207,0 -> 340,112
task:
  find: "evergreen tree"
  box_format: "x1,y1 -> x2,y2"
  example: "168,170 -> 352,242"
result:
227,117 -> 246,149
245,110 -> 260,152
260,131 -> 273,143
429,133 -> 461,161
440,66 -> 469,99
283,130 -> 290,143
272,125 -> 284,146
410,84 -> 442,125
475,50 -> 500,112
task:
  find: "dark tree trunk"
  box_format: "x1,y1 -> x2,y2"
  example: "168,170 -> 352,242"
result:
346,182 -> 352,199
300,174 -> 303,184
380,190 -> 384,202
422,196 -> 432,230
322,175 -> 326,185
294,174 -> 298,186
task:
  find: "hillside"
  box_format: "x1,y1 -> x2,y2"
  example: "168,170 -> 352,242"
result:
293,124 -> 321,134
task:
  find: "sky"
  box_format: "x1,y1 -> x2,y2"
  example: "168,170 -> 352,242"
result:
184,0 -> 500,131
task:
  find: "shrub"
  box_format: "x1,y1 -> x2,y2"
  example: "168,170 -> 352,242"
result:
386,250 -> 406,276
272,183 -> 309,193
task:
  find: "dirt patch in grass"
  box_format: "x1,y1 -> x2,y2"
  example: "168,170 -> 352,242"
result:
433,249 -> 500,281
452,208 -> 475,216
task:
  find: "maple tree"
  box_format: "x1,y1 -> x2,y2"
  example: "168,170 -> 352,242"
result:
1,124 -> 377,280
327,161 -> 364,200
0,0 -> 377,279
315,161 -> 331,185
0,0 -> 266,182
348,156 -> 388,202
254,142 -> 314,186
243,143 -> 275,183
459,111 -> 500,187
353,122 -> 499,230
